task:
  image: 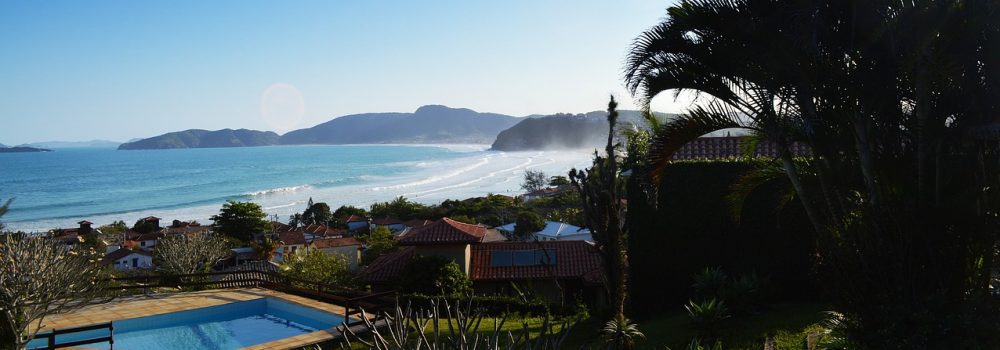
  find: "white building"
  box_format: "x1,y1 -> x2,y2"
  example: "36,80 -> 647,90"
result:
102,248 -> 154,270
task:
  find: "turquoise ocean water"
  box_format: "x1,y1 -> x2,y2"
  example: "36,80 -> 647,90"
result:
0,144 -> 591,232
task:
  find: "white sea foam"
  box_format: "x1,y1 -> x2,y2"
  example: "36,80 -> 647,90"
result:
6,149 -> 593,232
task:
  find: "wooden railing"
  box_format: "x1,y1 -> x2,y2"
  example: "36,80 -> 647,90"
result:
32,322 -> 113,350
108,269 -> 397,326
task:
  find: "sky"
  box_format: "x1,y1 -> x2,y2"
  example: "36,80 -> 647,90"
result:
0,0 -> 687,144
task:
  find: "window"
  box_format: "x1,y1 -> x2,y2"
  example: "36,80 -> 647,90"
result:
490,249 -> 557,267
140,241 -> 146,247
131,258 -> 138,267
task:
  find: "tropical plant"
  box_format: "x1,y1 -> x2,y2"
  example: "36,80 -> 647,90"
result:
569,97 -> 631,326
625,0 -> 1000,347
600,315 -> 645,350
691,267 -> 728,299
301,200 -> 332,226
339,297 -> 576,349
210,200 -> 270,242
685,298 -> 730,337
249,235 -> 281,261
0,234 -> 116,350
725,271 -> 768,315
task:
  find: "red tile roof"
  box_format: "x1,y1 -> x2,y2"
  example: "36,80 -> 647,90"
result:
359,247 -> 415,283
126,231 -> 165,241
404,219 -> 433,228
470,241 -> 603,284
271,221 -> 293,232
310,236 -> 362,249
397,218 -> 487,245
78,220 -> 93,225
302,224 -> 346,237
278,231 -> 307,246
344,215 -> 367,223
371,217 -> 405,225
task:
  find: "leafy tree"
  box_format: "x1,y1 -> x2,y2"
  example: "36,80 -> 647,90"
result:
302,202 -> 332,226
280,249 -> 351,286
210,200 -> 269,242
155,232 -> 230,275
333,205 -> 367,220
288,213 -> 303,228
370,196 -> 429,220
548,175 -> 570,187
449,215 -> 477,224
513,211 -> 546,241
625,1 -> 1000,347
399,255 -> 472,295
361,226 -> 396,265
0,234 -> 114,349
0,197 -> 10,231
131,218 -> 157,234
521,169 -> 547,192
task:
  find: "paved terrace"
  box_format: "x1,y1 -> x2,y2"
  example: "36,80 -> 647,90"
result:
36,288 -> 359,350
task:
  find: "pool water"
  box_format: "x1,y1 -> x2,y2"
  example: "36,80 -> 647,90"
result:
28,298 -> 345,350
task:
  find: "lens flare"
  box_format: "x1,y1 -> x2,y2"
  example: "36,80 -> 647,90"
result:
260,83 -> 305,133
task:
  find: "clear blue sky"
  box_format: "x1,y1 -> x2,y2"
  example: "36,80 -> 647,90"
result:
0,0 -> 685,144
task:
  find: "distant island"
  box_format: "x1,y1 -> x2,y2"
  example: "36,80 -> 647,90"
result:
118,129 -> 279,150
115,104 -> 674,151
23,140 -> 120,149
0,145 -> 52,153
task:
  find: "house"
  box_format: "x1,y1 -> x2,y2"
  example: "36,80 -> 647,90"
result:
275,230 -> 308,263
360,221 -> 605,304
301,224 -> 346,240
310,237 -> 364,271
126,231 -> 165,251
344,215 -> 368,232
102,248 -> 153,270
470,241 -> 604,304
163,220 -> 211,235
271,221 -> 294,233
496,221 -> 593,242
396,217 -> 490,274
370,217 -> 407,234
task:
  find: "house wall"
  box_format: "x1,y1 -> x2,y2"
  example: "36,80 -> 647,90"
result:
414,244 -> 471,274
113,254 -> 153,270
317,245 -> 362,271
138,239 -> 157,250
274,244 -> 306,263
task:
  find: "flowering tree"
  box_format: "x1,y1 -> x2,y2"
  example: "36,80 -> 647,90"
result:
154,232 -> 229,275
0,234 -> 115,350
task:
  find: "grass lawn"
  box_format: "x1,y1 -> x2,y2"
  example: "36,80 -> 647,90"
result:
563,302 -> 830,349
331,302 -> 829,349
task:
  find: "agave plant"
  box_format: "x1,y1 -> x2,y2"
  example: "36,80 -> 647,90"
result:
725,271 -> 769,315
338,296 -> 576,350
684,298 -> 730,336
691,267 -> 728,299
600,315 -> 645,350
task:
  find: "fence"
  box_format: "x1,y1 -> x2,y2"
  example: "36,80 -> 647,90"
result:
31,322 -> 113,350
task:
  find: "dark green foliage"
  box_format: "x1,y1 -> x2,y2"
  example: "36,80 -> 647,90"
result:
399,255 -> 472,296
131,218 -> 157,234
333,205 -> 367,220
548,175 -> 570,187
301,201 -> 332,226
0,197 -> 10,231
210,200 -> 270,242
513,211 -> 545,240
361,226 -> 396,265
691,267 -> 728,300
435,194 -> 519,227
627,161 -> 817,318
401,294 -> 553,316
490,110 -> 674,151
118,129 -> 279,150
684,298 -> 730,337
369,196 -> 430,221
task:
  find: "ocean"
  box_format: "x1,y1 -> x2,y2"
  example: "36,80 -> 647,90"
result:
0,145 -> 593,232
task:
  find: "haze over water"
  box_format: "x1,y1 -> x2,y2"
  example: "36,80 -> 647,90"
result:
0,145 -> 592,232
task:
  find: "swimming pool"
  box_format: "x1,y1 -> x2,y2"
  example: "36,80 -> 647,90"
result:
28,297 -> 346,350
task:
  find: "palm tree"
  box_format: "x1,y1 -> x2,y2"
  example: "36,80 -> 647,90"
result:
250,236 -> 282,262
624,0 -> 1000,348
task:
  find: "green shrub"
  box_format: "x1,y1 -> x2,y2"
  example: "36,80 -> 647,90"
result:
691,267 -> 728,299
685,298 -> 730,336
398,255 -> 471,295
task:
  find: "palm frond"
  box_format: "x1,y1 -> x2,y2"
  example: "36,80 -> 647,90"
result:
648,102 -> 757,183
